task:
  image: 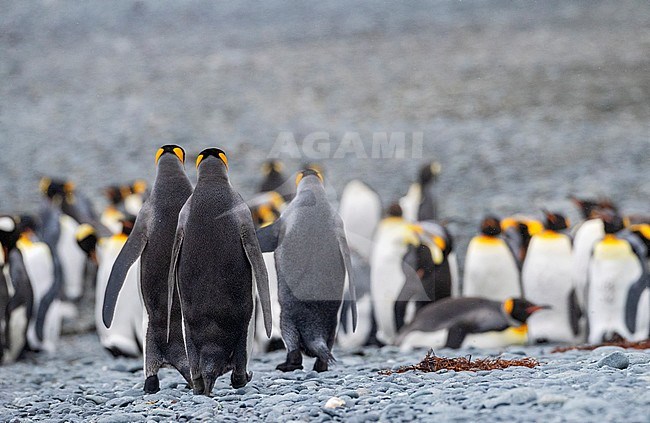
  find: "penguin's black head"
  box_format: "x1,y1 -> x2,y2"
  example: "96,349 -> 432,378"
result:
75,224 -> 98,257
0,215 -> 20,251
542,210 -> 569,231
480,215 -> 502,236
155,145 -> 186,165
104,185 -> 124,205
120,214 -> 137,236
295,168 -> 323,186
600,211 -> 625,234
17,214 -> 39,233
505,298 -> 550,324
418,161 -> 442,186
569,195 -> 600,220
262,160 -> 284,176
39,177 -> 72,200
386,203 -> 403,217
196,148 -> 228,170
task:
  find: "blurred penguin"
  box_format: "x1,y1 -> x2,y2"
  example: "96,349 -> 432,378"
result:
0,216 -> 34,364
396,297 -> 548,351
336,179 -> 382,350
124,180 -> 148,216
16,216 -> 61,353
370,203 -> 424,345
76,217 -> 144,358
101,185 -> 127,234
587,212 -> 649,343
501,215 -> 544,266
259,160 -> 293,202
399,161 -> 441,222
625,223 -> 650,338
522,211 -> 580,343
463,216 -> 521,300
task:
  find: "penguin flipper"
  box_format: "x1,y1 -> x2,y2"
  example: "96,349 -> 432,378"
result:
167,201 -> 189,343
255,220 -> 280,253
568,288 -> 582,336
624,273 -> 649,333
445,322 -> 475,349
336,220 -> 357,332
237,205 -> 273,338
102,210 -> 149,328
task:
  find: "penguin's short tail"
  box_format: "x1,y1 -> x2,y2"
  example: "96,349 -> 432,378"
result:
305,339 -> 336,364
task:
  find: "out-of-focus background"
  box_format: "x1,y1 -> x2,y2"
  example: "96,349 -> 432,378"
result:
2,0 -> 649,250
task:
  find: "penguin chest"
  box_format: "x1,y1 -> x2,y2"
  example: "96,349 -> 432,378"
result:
463,238 -> 520,300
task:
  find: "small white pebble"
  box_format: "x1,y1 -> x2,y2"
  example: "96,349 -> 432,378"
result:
324,397 -> 345,409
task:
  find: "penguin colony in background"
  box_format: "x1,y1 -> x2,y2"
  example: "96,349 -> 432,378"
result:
0,148 -> 648,397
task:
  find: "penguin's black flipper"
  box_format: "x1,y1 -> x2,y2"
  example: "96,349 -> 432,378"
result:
103,208 -> 149,328
624,273 -> 649,333
568,288 -> 582,337
167,201 -> 189,343
445,322 -> 475,349
336,219 -> 357,332
255,220 -> 280,253
237,203 -> 273,338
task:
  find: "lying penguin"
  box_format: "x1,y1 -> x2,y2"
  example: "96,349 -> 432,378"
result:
395,297 -> 548,350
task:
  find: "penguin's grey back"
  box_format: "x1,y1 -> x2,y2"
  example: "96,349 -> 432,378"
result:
276,180 -> 345,302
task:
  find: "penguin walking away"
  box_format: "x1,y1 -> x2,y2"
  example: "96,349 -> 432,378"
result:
522,211 -> 580,344
0,216 -> 34,364
168,148 -> 272,395
369,204 -> 422,345
463,216 -> 521,300
103,145 -> 193,393
399,161 -> 442,222
396,297 -> 548,350
256,169 -> 356,372
587,213 -> 648,343
336,179 -> 382,349
77,218 -> 144,358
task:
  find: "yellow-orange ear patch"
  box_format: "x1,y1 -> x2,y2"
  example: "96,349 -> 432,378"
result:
196,154 -> 204,168
173,147 -> 185,163
155,148 -> 164,164
218,152 -> 228,170
503,298 -> 514,314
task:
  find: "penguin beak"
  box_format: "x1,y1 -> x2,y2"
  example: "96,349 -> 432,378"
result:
526,305 -> 551,314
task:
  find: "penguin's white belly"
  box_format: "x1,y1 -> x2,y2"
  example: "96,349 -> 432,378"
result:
20,242 -> 58,351
399,329 -> 448,352
523,237 -> 576,343
634,289 -> 650,341
338,180 -> 381,261
337,293 -> 373,349
4,306 -> 28,364
448,252 -> 461,298
463,240 -> 520,301
572,219 -> 604,308
96,240 -> 143,356
463,328 -> 527,349
587,257 -> 641,343
58,215 -> 87,300
371,250 -> 407,345
254,252 -> 281,354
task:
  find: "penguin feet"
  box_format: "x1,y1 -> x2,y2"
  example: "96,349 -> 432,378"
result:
276,350 -> 303,372
144,375 -> 160,394
313,358 -> 328,373
231,371 -> 253,389
192,376 -> 205,395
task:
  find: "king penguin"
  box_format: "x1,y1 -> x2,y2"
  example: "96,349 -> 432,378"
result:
587,213 -> 648,343
522,211 -> 580,343
369,203 -> 423,345
336,179 -> 382,350
167,148 -> 272,395
77,218 -> 144,358
103,145 -> 193,393
463,216 -> 521,300
256,169 -> 357,372
396,297 -> 548,350
0,215 -> 34,364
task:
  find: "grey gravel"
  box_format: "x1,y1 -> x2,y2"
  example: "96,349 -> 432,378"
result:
597,352 -> 630,370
